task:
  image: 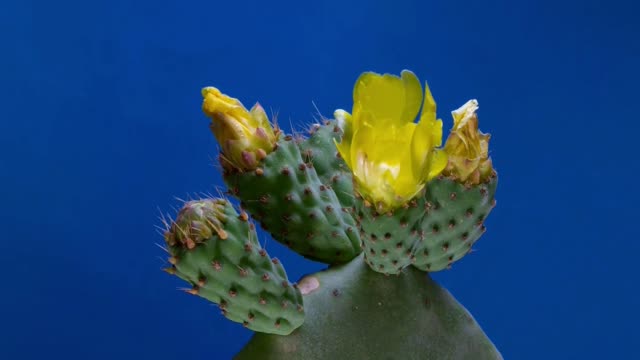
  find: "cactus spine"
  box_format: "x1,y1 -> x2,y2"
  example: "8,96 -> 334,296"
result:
160,70 -> 501,359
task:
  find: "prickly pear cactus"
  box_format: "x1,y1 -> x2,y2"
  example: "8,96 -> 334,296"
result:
160,70 -> 502,359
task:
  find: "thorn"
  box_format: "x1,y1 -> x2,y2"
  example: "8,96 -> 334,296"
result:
182,287 -> 199,295
238,267 -> 248,277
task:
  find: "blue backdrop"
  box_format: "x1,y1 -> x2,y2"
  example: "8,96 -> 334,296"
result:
1,0 -> 638,358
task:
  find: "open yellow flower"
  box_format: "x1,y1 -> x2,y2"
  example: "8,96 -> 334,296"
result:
334,70 -> 448,212
442,100 -> 493,184
202,86 -> 278,170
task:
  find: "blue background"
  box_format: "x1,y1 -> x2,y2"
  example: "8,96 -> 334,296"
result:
1,0 -> 638,358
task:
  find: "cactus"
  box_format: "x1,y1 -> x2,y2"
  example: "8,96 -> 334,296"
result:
160,70 -> 502,359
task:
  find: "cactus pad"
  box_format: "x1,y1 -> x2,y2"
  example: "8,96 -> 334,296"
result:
235,254 -> 502,359
298,121 -> 355,208
354,195 -> 426,275
223,137 -> 361,264
412,175 -> 498,272
164,199 -> 304,335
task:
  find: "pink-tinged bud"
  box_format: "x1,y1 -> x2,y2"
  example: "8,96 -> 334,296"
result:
201,87 -> 279,170
164,199 -> 229,249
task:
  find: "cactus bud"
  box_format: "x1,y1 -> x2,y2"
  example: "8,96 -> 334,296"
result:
442,100 -> 494,184
165,199 -> 229,249
202,87 -> 279,170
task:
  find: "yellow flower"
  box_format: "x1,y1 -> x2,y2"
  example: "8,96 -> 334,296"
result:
335,70 -> 448,212
202,86 -> 278,170
442,100 -> 494,184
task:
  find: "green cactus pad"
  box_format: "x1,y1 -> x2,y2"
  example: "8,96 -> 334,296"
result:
412,175 -> 498,272
164,198 -> 304,335
354,195 -> 426,275
297,121 -> 354,208
223,137 -> 361,264
235,254 -> 502,360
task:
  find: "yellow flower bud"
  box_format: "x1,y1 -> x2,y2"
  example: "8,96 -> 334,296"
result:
442,100 -> 494,184
201,87 -> 278,170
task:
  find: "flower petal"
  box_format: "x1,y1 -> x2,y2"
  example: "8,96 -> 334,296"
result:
353,70 -> 423,128
411,112 -> 444,181
333,109 -> 353,168
420,80 -> 437,124
425,149 -> 448,181
349,113 -> 419,206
